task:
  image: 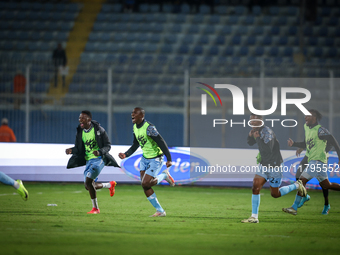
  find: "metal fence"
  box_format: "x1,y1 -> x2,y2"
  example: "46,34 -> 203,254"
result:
0,58 -> 339,147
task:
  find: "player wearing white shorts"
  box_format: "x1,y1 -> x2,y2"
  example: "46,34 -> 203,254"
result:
283,109 -> 340,215
241,114 -> 306,223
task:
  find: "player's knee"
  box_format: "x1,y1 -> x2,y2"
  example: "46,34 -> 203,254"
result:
141,180 -> 151,190
252,186 -> 261,194
271,192 -> 280,198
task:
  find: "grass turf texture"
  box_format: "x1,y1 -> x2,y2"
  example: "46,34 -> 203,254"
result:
0,183 -> 340,255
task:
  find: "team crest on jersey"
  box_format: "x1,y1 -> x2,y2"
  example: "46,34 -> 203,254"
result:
137,135 -> 147,148
306,138 -> 315,151
84,138 -> 97,153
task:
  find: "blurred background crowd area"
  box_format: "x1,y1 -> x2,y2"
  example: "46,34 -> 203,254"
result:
0,0 -> 339,147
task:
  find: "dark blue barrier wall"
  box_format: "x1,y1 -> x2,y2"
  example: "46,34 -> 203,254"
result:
0,110 -> 184,146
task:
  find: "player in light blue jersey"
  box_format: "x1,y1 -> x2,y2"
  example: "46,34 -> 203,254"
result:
241,114 -> 306,223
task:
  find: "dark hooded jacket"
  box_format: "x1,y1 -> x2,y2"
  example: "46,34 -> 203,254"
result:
67,120 -> 120,169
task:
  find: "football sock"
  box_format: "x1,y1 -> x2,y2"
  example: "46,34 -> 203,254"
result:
322,188 -> 329,205
101,183 -> 111,188
292,195 -> 303,210
0,172 -> 15,186
147,193 -> 164,212
251,194 -> 260,217
279,183 -> 297,196
91,198 -> 99,209
156,172 -> 167,184
13,181 -> 20,189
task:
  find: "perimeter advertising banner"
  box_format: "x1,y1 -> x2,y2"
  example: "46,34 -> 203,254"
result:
0,143 -> 339,189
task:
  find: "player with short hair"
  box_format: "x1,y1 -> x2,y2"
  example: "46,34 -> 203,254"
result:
66,110 -> 119,214
242,113 -> 306,223
0,171 -> 28,200
119,107 -> 175,217
283,109 -> 340,215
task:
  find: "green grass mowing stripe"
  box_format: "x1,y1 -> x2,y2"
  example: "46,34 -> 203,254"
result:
0,183 -> 340,255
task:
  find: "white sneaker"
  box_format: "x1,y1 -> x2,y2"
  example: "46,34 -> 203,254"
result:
282,207 -> 297,215
163,169 -> 175,187
241,217 -> 259,223
296,180 -> 307,197
149,211 -> 166,217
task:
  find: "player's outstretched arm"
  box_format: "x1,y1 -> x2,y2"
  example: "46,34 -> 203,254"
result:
121,134 -> 139,158
296,148 -> 304,157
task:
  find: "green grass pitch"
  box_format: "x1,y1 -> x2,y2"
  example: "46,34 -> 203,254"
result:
1,183 -> 340,255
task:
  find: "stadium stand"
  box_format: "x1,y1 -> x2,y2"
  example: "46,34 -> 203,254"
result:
0,1 -> 340,144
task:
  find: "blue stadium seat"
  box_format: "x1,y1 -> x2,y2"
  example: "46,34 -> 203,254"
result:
235,26 -> 248,35
177,45 -> 189,54
101,4 -> 112,12
149,34 -> 161,43
149,4 -> 160,13
276,16 -> 288,26
269,47 -> 279,57
321,7 -> 331,17
326,48 -> 337,58
261,16 -> 272,25
246,36 -> 256,46
193,45 -> 203,55
188,24 -> 200,34
182,35 -> 194,44
254,47 -> 264,56
270,26 -> 280,36
307,37 -> 318,46
112,4 -> 122,13
288,26 -> 297,36
238,46 -> 249,56
215,5 -> 227,15
208,15 -> 220,24
324,37 -> 334,47
283,47 -> 293,57
170,24 -> 182,33
215,36 -> 225,45
287,6 -> 298,16
222,46 -> 234,56
199,4 -> 210,14
244,16 -> 255,25
203,25 -> 215,34
231,36 -> 241,45
16,42 -> 27,51
219,26 -> 232,35
145,44 -> 158,53
180,4 -> 190,14
139,4 -> 149,13
318,27 -> 328,37
262,36 -> 272,46
105,54 -> 115,62
198,36 -> 209,44
252,26 -> 264,35
252,5 -> 261,15
228,16 -> 239,25
112,33 -> 124,42
160,44 -> 173,54
164,34 -> 177,44
163,4 -> 173,13
234,6 -> 246,15
303,27 -> 313,36
173,55 -> 184,65
269,6 -> 279,16
278,36 -> 288,46
327,17 -> 339,26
